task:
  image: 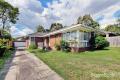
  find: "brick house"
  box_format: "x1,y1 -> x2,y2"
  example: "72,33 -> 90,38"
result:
27,33 -> 46,49
27,24 -> 94,52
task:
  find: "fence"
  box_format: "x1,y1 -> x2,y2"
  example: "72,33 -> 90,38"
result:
106,36 -> 120,47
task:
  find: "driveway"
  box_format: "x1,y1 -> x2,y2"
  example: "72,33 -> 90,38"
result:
0,50 -> 63,80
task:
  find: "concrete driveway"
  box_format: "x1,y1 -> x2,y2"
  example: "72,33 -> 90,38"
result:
0,50 -> 63,80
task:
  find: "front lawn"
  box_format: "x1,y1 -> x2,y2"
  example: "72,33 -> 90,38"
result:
28,48 -> 120,80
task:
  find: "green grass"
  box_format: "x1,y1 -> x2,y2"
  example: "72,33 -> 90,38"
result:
0,50 -> 13,70
28,48 -> 120,80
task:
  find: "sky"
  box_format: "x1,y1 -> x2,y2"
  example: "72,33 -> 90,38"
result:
4,0 -> 120,37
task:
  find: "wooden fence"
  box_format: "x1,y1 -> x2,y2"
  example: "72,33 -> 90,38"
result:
106,36 -> 120,47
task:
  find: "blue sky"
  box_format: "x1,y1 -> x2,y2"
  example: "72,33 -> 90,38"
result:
5,0 -> 120,37
39,0 -> 58,7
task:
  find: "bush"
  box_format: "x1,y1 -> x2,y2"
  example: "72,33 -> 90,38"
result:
29,43 -> 37,49
6,45 -> 14,50
0,39 -> 7,57
95,36 -> 109,49
60,40 -> 71,52
0,48 -> 6,57
55,44 -> 61,51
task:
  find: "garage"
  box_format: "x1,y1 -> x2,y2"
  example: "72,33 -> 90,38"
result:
14,41 -> 26,49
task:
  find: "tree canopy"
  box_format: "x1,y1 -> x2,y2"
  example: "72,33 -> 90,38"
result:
105,18 -> 120,33
0,0 -> 19,30
77,14 -> 99,29
36,25 -> 45,32
0,29 -> 11,39
50,23 -> 63,31
105,25 -> 120,33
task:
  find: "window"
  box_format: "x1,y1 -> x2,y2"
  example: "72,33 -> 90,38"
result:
84,33 -> 89,40
71,31 -> 77,41
78,32 -> 90,47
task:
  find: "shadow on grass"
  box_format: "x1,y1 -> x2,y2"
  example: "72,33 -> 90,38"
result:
87,48 -> 110,52
0,50 -> 16,80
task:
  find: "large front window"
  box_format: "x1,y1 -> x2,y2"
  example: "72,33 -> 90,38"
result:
79,32 -> 90,47
62,31 -> 77,42
62,31 -> 90,48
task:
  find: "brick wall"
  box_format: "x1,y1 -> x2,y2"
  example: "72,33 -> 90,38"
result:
49,33 -> 62,50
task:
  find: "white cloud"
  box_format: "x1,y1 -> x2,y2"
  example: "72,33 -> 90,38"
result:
5,0 -> 120,37
10,26 -> 33,37
42,0 -> 120,27
94,2 -> 120,28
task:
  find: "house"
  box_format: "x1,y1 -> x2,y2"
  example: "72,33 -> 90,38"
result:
103,32 -> 120,47
27,24 -> 95,52
26,32 -> 46,49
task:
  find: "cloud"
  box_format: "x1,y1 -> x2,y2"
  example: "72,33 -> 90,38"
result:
43,0 -> 120,27
5,0 -> 120,37
93,2 -> 120,28
5,0 -> 45,37
10,26 -> 33,37
85,0 -> 120,14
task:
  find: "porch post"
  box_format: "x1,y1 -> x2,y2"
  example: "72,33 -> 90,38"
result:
34,35 -> 35,44
49,35 -> 50,47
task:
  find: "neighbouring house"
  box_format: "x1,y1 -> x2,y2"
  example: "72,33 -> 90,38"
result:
27,24 -> 95,52
103,32 -> 120,47
95,31 -> 120,47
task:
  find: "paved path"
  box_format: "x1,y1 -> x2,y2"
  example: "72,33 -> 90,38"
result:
0,50 -> 63,80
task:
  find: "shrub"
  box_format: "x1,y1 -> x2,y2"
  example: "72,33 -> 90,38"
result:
0,39 -> 7,57
55,44 -> 61,51
60,40 -> 71,52
95,36 -> 109,49
6,45 -> 14,50
29,43 -> 37,49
